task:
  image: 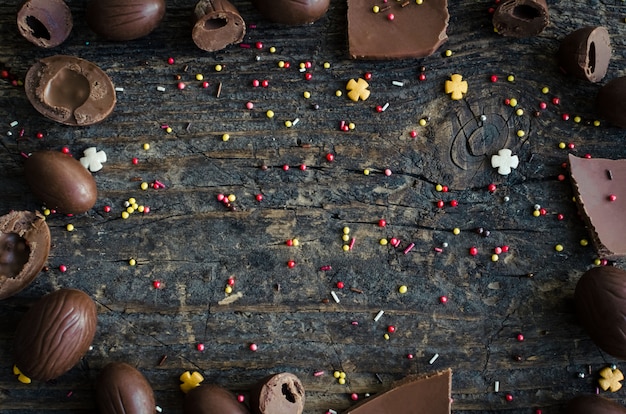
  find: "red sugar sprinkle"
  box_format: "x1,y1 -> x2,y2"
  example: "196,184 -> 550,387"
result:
59,264 -> 67,272
552,97 -> 560,105
469,247 -> 478,256
197,343 -> 205,351
516,333 -> 525,342
505,394 -> 514,402
132,157 -> 138,165
418,73 -> 426,81
410,130 -> 417,138
287,260 -> 296,268
378,219 -> 387,227
167,57 -> 174,65
439,296 -> 448,304
490,75 -> 498,82
364,72 -> 372,80
153,280 -> 162,289
488,183 -> 497,193
249,343 -> 258,351
103,206 -> 111,213
336,281 -> 345,289
326,153 -> 335,162
237,395 -> 245,403
255,194 -> 263,202
255,41 -> 263,49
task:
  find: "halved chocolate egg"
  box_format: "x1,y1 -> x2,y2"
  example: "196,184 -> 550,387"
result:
0,211 -> 50,300
24,55 -> 116,126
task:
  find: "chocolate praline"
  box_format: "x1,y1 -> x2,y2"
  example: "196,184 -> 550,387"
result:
17,0 -> 72,48
24,55 -> 116,126
86,0 -> 166,41
252,0 -> 329,25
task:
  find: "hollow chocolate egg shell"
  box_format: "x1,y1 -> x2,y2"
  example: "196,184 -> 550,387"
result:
250,373 -> 305,414
192,0 -> 246,52
24,55 -> 116,126
13,288 -> 97,382
597,76 -> 626,129
97,362 -> 156,414
17,0 -> 73,48
86,0 -> 166,41
566,394 -> 626,414
184,384 -> 251,414
24,150 -> 97,214
0,211 -> 50,300
252,0 -> 329,25
558,26 -> 611,83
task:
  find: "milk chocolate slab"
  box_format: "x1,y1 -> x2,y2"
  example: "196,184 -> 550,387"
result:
17,0 -> 72,48
492,0 -> 549,38
568,154 -> 626,258
25,55 -> 116,126
558,26 -> 611,83
347,0 -> 449,60
344,369 -> 451,414
192,0 -> 245,52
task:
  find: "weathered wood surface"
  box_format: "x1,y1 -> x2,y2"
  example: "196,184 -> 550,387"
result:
1,0 -> 626,412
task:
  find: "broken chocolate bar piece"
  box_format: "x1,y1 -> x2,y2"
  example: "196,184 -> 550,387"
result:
344,369 -> 451,414
569,154 -> 626,258
558,26 -> 611,83
347,0 -> 449,60
492,0 -> 549,38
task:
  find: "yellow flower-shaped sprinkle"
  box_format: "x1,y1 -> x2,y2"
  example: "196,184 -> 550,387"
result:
445,74 -> 468,100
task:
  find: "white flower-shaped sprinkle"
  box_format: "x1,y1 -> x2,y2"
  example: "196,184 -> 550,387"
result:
491,148 -> 519,175
80,147 -> 107,172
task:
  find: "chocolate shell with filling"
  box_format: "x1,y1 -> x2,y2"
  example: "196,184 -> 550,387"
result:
24,55 -> 116,126
251,0 -> 329,25
558,26 -> 611,83
86,0 -> 166,41
250,373 -> 305,414
184,384 -> 250,414
566,394 -> 626,414
24,151 -> 97,214
97,362 -> 156,414
597,76 -> 626,129
575,266 -> 626,360
0,211 -> 50,300
192,0 -> 245,52
492,0 -> 549,38
17,0 -> 73,48
14,288 -> 97,382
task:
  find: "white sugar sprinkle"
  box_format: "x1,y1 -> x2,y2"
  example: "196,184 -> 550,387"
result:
429,353 -> 439,364
330,291 -> 340,303
10,121 -> 18,127
156,86 -> 166,92
374,310 -> 385,322
115,87 -> 124,92
392,80 -> 404,87
494,381 -> 500,392
156,406 -> 163,413
381,102 -> 389,111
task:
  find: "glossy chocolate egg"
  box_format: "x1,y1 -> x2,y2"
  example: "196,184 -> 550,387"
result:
0,211 -> 50,300
97,362 -> 155,414
184,384 -> 250,414
566,394 -> 626,414
250,373 -> 305,414
86,0 -> 165,41
575,266 -> 626,359
597,76 -> 626,129
24,151 -> 97,214
251,0 -> 329,25
14,288 -> 97,382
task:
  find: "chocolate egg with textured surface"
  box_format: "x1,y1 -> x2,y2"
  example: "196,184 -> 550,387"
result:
0,211 -> 50,300
97,362 -> 155,414
566,394 -> 626,414
250,373 -> 305,414
597,76 -> 626,129
86,0 -> 165,41
575,266 -> 626,359
17,0 -> 72,48
25,55 -> 116,126
558,26 -> 611,83
24,150 -> 97,214
14,288 -> 97,382
252,0 -> 329,25
184,384 -> 250,414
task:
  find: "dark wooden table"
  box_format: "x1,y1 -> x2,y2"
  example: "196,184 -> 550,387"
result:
1,0 -> 626,412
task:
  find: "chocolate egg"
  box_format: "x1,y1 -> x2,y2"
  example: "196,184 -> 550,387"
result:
250,373 -> 305,414
252,0 -> 329,25
86,0 -> 165,41
14,288 -> 97,382
24,55 -> 116,126
97,362 -> 156,414
184,384 -> 250,414
558,26 -> 611,83
192,0 -> 246,52
17,0 -> 73,48
492,0 -> 550,38
597,76 -> 626,129
566,394 -> 626,414
24,151 -> 97,214
0,211 -> 50,300
575,266 -> 626,359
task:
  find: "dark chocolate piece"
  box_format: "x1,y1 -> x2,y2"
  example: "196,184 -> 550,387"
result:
566,394 -> 626,414
97,362 -> 156,414
251,373 -> 305,414
348,0 -> 448,60
86,0 -> 166,41
252,0 -> 329,25
597,76 -> 626,129
24,55 -> 116,126
184,384 -> 251,414
492,0 -> 549,38
14,289 -> 97,382
569,154 -> 626,257
0,211 -> 50,300
558,26 -> 611,82
17,0 -> 72,48
24,151 -> 98,214
344,369 -> 451,414
192,0 -> 245,52
575,267 -> 626,360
